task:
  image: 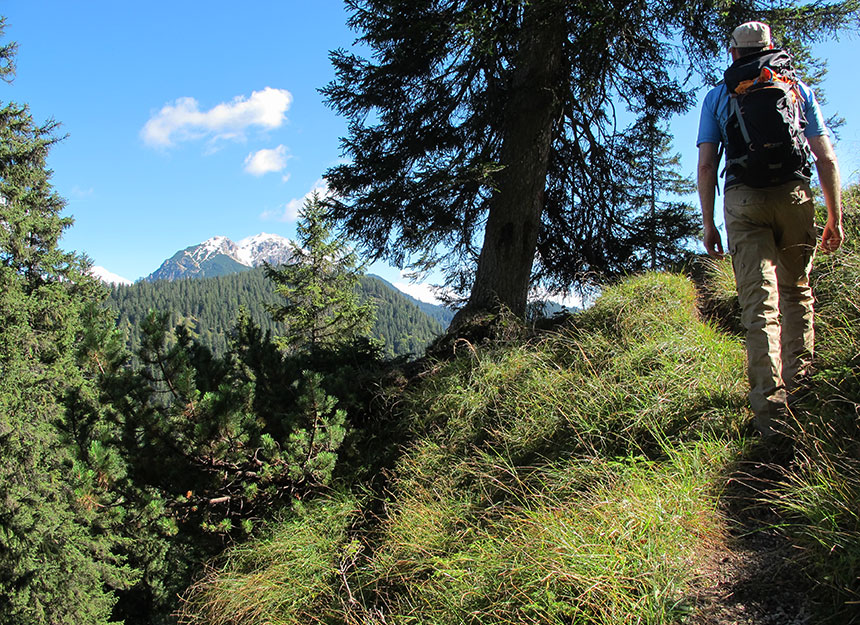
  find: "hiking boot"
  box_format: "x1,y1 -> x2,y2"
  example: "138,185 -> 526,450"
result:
749,403 -> 795,464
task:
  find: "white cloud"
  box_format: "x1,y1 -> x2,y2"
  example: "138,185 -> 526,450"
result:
244,145 -> 290,176
141,87 -> 293,148
393,281 -> 444,304
261,179 -> 330,222
69,186 -> 95,199
281,197 -> 305,222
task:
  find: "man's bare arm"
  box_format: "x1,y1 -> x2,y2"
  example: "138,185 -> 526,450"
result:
808,134 -> 844,253
697,142 -> 724,258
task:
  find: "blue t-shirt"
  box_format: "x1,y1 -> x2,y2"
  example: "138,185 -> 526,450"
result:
697,78 -> 828,187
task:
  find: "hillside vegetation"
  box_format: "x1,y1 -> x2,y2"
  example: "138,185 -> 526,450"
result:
179,271 -> 746,624
176,204 -> 860,625
178,205 -> 860,624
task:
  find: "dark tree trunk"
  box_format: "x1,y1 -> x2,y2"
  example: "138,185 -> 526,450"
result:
453,5 -> 564,325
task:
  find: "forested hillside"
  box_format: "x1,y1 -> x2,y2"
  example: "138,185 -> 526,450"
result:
106,268 -> 450,358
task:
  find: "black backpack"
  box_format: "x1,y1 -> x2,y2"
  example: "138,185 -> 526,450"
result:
723,49 -> 812,188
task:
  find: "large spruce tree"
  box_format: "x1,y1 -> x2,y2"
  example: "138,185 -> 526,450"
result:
0,19 -> 134,623
323,0 -> 859,321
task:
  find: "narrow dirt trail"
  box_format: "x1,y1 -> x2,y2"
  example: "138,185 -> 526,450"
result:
691,458 -> 817,625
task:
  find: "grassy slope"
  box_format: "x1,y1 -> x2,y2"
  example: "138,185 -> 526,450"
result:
177,242 -> 860,624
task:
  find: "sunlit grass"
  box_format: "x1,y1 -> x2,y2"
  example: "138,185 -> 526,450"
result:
366,439 -> 732,625
177,265 -> 860,624
178,494 -> 361,625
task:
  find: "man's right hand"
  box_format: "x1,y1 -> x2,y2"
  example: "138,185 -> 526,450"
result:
697,142 -> 723,259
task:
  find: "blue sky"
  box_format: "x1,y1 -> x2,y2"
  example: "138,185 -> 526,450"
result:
3,2 -> 859,301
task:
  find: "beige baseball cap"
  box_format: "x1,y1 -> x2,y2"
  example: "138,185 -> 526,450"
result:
730,21 -> 771,48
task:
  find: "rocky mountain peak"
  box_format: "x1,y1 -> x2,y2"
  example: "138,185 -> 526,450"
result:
144,233 -> 295,282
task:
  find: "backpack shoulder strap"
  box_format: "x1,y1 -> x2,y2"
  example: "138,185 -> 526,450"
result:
729,96 -> 753,145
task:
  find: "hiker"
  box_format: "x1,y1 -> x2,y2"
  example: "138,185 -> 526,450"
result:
696,20 -> 844,439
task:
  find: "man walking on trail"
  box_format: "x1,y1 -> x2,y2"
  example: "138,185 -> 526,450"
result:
697,21 -> 844,439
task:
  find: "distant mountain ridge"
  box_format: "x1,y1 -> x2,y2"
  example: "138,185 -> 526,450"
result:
369,274 -> 455,327
89,266 -> 133,286
95,234 -> 455,341
146,233 -> 294,282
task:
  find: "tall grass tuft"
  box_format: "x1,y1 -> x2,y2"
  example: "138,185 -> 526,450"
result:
366,440 -> 732,625
177,494 -> 361,625
693,256 -> 742,336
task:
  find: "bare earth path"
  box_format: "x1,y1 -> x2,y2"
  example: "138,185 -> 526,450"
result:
691,458 -> 818,625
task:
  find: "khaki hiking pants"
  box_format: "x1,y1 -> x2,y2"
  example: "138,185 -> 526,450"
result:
724,180 -> 817,435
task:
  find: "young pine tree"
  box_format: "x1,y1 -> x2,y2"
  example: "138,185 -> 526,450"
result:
266,192 -> 375,356
612,117 -> 699,272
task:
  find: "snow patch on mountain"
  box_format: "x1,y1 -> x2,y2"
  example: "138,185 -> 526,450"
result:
90,266 -> 133,286
237,233 -> 293,267
192,233 -> 293,268
145,233 -> 296,281
195,236 -> 241,263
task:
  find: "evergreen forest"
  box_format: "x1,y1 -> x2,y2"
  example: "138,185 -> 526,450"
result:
107,269 -> 453,359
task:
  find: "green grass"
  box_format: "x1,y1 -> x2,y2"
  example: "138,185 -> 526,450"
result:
177,272 -> 755,625
363,439 -> 732,625
177,494 -> 361,625
408,274 -> 747,460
